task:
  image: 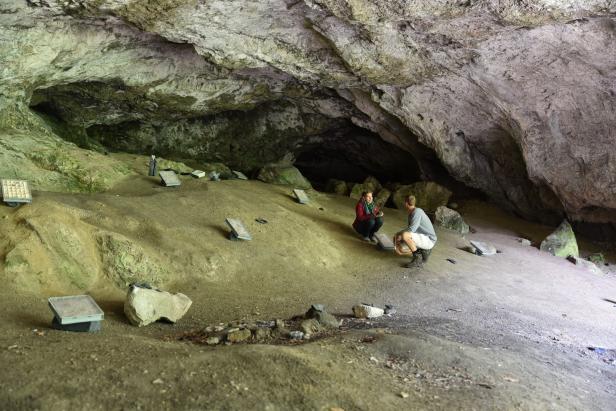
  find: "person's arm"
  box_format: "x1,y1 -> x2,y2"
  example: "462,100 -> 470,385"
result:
407,211 -> 420,232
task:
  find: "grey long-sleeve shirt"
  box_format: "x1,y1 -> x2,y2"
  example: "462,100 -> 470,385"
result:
406,207 -> 437,242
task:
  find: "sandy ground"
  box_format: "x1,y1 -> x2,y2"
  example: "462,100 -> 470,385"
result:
0,163 -> 615,410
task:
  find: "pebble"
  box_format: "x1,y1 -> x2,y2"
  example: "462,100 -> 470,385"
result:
206,336 -> 220,345
399,392 -> 410,399
289,331 -> 304,340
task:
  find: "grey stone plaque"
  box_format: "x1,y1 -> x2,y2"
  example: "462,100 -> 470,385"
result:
232,170 -> 248,180
159,170 -> 181,187
48,295 -> 104,325
470,240 -> 497,256
375,233 -> 395,250
225,218 -> 252,241
293,189 -> 309,204
191,170 -> 206,178
1,179 -> 32,204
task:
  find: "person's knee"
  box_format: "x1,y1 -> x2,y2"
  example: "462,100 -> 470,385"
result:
366,219 -> 376,228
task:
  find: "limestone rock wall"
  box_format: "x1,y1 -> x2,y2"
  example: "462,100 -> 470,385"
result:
1,0 -> 615,233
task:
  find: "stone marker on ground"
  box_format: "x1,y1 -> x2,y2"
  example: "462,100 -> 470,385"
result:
353,304 -> 384,318
375,233 -> 395,251
434,206 -> 469,234
158,170 -> 181,187
232,170 -> 248,180
48,295 -> 104,332
124,284 -> 192,327
225,218 -> 252,240
469,240 -> 497,256
1,179 -> 32,207
518,238 -> 532,246
293,189 -> 309,204
191,170 -> 206,178
540,220 -> 579,258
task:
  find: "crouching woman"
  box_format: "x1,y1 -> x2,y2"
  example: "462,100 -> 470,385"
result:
352,191 -> 383,242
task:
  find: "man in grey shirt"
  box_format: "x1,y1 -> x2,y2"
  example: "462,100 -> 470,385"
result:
394,195 -> 437,267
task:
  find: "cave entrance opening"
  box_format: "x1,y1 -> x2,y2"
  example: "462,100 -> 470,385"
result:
294,127 -> 421,191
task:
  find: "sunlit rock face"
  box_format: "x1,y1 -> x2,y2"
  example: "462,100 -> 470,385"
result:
1,1 -> 615,235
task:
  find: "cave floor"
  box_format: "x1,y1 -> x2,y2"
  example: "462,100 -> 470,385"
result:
0,172 -> 615,410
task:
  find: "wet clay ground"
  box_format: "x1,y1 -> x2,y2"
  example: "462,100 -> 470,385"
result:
0,169 -> 615,410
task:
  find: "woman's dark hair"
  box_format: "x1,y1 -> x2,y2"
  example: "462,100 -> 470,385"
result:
361,191 -> 372,198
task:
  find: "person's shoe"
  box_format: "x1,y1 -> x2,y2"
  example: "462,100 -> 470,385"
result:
419,248 -> 432,263
362,236 -> 371,242
369,235 -> 378,243
403,258 -> 423,269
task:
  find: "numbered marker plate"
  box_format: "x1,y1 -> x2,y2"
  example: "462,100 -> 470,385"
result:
225,218 -> 252,241
293,189 -> 309,204
1,179 -> 32,204
159,170 -> 181,187
48,295 -> 104,325
375,233 -> 395,250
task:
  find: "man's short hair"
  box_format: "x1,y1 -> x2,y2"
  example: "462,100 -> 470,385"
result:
405,195 -> 416,206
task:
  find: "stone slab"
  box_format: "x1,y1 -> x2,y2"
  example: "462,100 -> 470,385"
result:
159,170 -> 181,187
191,170 -> 206,178
293,189 -> 309,204
48,295 -> 104,325
225,218 -> 252,240
470,240 -> 497,256
51,316 -> 102,332
232,170 -> 248,180
375,233 -> 395,250
1,179 -> 32,204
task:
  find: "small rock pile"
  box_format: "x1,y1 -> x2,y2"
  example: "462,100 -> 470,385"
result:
178,304 -> 341,346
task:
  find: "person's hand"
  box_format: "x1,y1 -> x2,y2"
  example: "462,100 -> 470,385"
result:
377,211 -> 384,217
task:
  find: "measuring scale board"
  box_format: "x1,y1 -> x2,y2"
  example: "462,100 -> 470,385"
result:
1,179 -> 32,206
293,189 -> 309,204
159,170 -> 181,187
232,170 -> 248,180
225,218 -> 252,241
374,233 -> 395,251
191,170 -> 206,179
48,295 -> 104,332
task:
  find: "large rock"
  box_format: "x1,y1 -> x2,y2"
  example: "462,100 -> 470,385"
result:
392,182 -> 452,214
325,179 -> 349,196
374,188 -> 391,208
349,176 -> 383,200
540,221 -> 579,258
257,164 -> 312,189
124,286 -> 192,327
434,206 -> 469,235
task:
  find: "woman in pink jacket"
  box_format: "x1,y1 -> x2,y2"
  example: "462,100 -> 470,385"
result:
352,191 -> 383,242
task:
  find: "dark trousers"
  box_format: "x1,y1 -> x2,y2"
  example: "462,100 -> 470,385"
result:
354,217 -> 383,238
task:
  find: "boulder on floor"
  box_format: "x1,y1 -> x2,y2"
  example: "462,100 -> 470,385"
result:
349,176 -> 382,200
304,304 -> 341,329
124,285 -> 192,327
374,188 -> 392,208
392,182 -> 452,213
540,220 -> 579,258
257,164 -> 312,189
567,255 -> 603,275
434,206 -> 469,234
325,179 -> 349,196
